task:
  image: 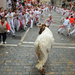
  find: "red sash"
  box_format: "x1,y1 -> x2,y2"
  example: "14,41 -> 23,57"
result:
29,20 -> 31,26
18,19 -> 22,27
59,25 -> 67,28
13,18 -> 22,27
36,17 -> 38,21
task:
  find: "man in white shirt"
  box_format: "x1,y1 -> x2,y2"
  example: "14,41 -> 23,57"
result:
29,12 -> 34,28
5,9 -> 15,36
19,10 -> 27,30
58,16 -> 70,34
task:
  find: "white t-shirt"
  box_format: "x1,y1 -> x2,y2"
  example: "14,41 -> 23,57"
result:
8,12 -> 14,21
63,19 -> 69,25
46,18 -> 53,26
28,3 -> 31,7
5,12 -> 14,23
0,12 -> 4,17
35,10 -> 40,18
30,14 -> 33,19
19,13 -> 26,20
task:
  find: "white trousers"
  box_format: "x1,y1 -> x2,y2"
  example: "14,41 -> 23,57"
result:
67,23 -> 73,30
21,19 -> 26,30
30,20 -> 33,28
70,24 -> 75,35
58,26 -> 67,33
8,20 -> 15,35
14,19 -> 20,31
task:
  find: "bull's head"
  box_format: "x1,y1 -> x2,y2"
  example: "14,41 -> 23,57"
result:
38,24 -> 49,34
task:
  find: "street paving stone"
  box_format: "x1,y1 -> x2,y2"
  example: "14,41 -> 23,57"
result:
0,10 -> 75,75
0,46 -> 75,75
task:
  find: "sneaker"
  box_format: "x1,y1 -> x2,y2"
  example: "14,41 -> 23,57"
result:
58,31 -> 60,34
67,33 -> 70,36
23,29 -> 26,31
25,26 -> 27,28
3,41 -> 7,44
12,35 -> 15,37
61,33 -> 63,35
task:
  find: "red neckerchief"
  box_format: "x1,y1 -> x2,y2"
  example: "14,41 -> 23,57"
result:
66,18 -> 68,20
10,12 -> 12,13
22,13 -> 24,15
15,12 -> 17,14
27,11 -> 29,12
49,18 -> 52,20
4,13 -> 7,17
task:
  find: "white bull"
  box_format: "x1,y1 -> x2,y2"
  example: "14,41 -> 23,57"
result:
34,24 -> 54,74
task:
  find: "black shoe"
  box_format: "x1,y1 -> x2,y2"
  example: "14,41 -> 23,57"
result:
58,31 -> 60,34
61,33 -> 63,35
3,41 -> 7,44
12,35 -> 15,37
67,33 -> 69,36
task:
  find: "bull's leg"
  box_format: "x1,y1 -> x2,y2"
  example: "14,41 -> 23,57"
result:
42,63 -> 46,74
38,49 -> 48,71
42,68 -> 46,74
37,52 -> 40,62
35,49 -> 40,62
38,53 -> 40,62
41,50 -> 48,66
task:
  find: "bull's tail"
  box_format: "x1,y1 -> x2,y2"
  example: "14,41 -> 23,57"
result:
35,44 -> 48,71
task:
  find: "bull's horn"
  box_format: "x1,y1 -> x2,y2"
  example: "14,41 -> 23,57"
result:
45,24 -> 48,26
37,24 -> 42,27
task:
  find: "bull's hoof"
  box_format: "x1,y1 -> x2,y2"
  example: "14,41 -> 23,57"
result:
42,69 -> 46,75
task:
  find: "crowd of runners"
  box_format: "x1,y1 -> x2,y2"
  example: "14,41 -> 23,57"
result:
0,0 -> 75,44
53,5 -> 75,36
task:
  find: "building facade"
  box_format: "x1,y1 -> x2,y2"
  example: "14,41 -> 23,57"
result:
0,0 -> 6,9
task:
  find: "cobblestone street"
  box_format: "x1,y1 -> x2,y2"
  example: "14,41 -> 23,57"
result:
0,10 -> 75,75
